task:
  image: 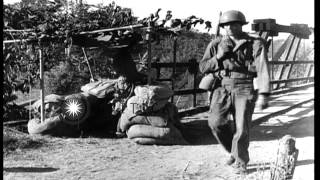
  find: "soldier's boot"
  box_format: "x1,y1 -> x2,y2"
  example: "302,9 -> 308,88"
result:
226,156 -> 235,166
232,162 -> 248,175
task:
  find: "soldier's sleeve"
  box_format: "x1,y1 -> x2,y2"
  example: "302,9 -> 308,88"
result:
253,38 -> 271,94
199,39 -> 220,74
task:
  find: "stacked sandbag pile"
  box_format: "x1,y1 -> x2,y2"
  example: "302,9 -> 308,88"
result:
27,94 -> 82,137
28,78 -> 129,137
118,83 -> 188,145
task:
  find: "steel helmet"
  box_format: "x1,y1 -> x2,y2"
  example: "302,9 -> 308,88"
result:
219,10 -> 248,26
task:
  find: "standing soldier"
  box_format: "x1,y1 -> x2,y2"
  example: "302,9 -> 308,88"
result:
199,10 -> 270,174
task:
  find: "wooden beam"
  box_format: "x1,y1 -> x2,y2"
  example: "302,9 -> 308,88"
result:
284,38 -> 301,86
274,35 -> 296,89
269,61 -> 313,65
271,77 -> 314,84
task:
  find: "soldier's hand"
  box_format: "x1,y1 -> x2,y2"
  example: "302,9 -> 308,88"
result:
256,94 -> 269,111
216,43 -> 232,60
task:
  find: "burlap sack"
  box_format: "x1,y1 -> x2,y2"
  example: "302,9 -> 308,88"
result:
80,79 -> 116,98
119,102 -> 179,132
27,116 -> 81,137
32,94 -> 65,118
131,84 -> 174,114
126,123 -> 188,145
131,137 -> 188,145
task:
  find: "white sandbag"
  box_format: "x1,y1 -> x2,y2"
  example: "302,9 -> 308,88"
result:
32,94 -> 65,117
80,79 -> 116,98
119,102 -> 179,132
27,116 -> 81,137
127,124 -> 171,139
28,116 -> 62,135
119,108 -> 168,132
126,123 -> 188,145
131,137 -> 188,145
131,84 -> 174,114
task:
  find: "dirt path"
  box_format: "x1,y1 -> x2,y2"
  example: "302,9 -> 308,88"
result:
3,101 -> 314,180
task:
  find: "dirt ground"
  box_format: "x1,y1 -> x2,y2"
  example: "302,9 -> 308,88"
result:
3,101 -> 314,180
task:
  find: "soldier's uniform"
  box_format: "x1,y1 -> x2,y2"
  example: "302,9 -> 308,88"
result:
199,31 -> 270,168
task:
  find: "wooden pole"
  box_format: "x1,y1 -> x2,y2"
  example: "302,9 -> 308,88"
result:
3,39 -> 32,44
39,49 -> 45,123
82,47 -> 94,82
79,24 -> 145,35
171,37 -> 177,103
146,22 -> 152,84
193,71 -> 197,107
3,29 -> 34,32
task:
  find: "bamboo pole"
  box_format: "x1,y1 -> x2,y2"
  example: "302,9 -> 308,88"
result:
79,24 -> 145,35
3,39 -> 32,44
3,29 -> 34,32
39,49 -> 45,123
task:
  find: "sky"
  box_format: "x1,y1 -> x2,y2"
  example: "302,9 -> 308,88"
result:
4,0 -> 314,35
84,0 -> 315,34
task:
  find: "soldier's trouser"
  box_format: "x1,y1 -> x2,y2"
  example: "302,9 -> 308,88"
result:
208,78 -> 256,165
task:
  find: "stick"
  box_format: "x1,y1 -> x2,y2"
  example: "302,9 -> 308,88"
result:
183,160 -> 191,172
82,47 -> 95,81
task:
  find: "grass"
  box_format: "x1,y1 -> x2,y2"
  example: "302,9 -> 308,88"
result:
13,88 -> 40,105
3,126 -> 47,156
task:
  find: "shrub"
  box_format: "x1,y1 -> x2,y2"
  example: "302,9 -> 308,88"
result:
44,60 -> 90,95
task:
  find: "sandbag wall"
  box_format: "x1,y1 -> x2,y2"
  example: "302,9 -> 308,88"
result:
28,79 -> 118,137
118,84 -> 188,145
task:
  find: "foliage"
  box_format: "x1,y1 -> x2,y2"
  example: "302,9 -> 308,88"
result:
44,60 -> 90,95
3,0 -> 214,121
3,0 -> 139,121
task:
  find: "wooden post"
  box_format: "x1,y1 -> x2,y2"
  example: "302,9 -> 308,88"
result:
146,22 -> 152,85
39,49 -> 45,123
271,36 -> 274,81
171,37 -> 177,103
193,71 -> 197,107
270,135 -> 299,180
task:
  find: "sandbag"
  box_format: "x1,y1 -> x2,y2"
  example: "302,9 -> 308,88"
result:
126,123 -> 188,145
131,84 -> 173,114
81,79 -> 116,98
27,116 -> 81,137
118,102 -> 179,132
119,109 -> 168,132
32,94 -> 65,118
131,137 -> 188,145
126,95 -> 169,115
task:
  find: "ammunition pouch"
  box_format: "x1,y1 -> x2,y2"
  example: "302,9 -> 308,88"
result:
199,73 -> 221,91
